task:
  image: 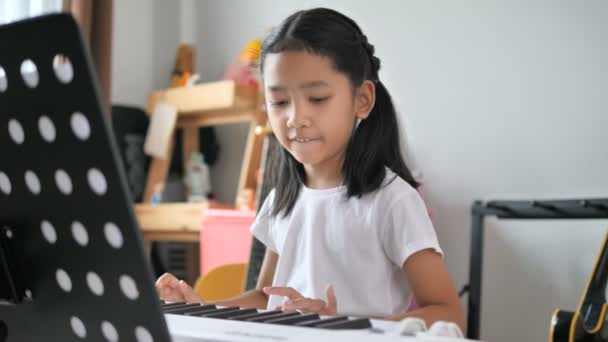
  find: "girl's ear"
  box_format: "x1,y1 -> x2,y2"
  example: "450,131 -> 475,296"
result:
354,80 -> 376,120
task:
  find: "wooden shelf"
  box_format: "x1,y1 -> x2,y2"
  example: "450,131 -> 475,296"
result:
137,80 -> 269,285
135,202 -> 207,235
146,80 -> 261,125
134,202 -> 242,235
142,80 -> 267,205
135,202 -> 207,286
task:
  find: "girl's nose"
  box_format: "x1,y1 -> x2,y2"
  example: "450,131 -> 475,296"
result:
286,105 -> 312,128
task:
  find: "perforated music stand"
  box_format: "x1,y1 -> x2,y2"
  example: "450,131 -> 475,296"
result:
0,14 -> 171,342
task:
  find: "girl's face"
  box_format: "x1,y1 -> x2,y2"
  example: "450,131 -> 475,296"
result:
263,51 -> 374,173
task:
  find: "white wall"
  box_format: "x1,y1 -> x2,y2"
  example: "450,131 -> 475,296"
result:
112,0 -> 180,108
194,1 -> 608,341
111,0 -> 187,198
112,1 -> 608,340
0,0 -> 62,25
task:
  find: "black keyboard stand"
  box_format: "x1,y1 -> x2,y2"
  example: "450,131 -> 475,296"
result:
0,14 -> 170,341
463,198 -> 608,339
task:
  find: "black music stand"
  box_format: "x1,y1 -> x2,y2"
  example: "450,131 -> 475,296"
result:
0,14 -> 171,342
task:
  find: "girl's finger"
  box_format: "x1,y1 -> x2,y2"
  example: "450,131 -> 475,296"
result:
284,298 -> 326,313
155,283 -> 167,297
160,287 -> 185,302
168,275 -> 181,289
263,286 -> 302,300
156,273 -> 177,288
179,280 -> 203,303
282,298 -> 298,312
324,285 -> 337,315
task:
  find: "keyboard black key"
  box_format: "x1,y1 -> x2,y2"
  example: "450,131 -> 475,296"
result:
230,310 -> 283,321
265,313 -> 320,325
192,307 -> 241,317
161,302 -> 188,309
162,303 -> 195,311
164,304 -> 217,314
172,305 -> 221,316
316,318 -> 372,330
247,312 -> 300,322
205,308 -> 258,319
295,316 -> 349,327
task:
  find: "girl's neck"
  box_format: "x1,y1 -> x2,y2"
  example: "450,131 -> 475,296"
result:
302,151 -> 345,189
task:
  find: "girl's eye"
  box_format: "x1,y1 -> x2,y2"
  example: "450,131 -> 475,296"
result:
310,96 -> 330,104
270,100 -> 289,107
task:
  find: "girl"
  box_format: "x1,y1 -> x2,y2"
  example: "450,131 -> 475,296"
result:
156,7 -> 465,331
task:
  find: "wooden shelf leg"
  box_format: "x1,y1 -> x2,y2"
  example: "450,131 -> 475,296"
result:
182,126 -> 201,286
236,115 -> 267,207
143,131 -> 176,203
182,126 -> 200,172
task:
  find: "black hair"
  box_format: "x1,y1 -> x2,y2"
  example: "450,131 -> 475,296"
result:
260,8 -> 419,217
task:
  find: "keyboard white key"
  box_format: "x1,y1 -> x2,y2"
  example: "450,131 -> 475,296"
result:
165,313 -> 478,342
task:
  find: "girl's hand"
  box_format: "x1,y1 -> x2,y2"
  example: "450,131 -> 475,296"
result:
156,273 -> 204,303
263,285 -> 337,315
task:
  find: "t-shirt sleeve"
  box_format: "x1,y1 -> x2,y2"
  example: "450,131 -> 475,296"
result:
250,189 -> 278,253
380,187 -> 443,268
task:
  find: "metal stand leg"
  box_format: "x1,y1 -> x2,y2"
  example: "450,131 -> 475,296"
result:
467,202 -> 485,339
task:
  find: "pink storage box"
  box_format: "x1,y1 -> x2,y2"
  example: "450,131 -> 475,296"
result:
199,209 -> 256,276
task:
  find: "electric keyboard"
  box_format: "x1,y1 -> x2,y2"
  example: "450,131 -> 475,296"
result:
162,303 -> 477,341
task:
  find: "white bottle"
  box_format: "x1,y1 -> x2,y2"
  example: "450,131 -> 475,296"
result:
185,152 -> 211,202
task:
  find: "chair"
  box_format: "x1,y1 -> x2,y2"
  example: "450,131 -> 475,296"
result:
193,263 -> 248,301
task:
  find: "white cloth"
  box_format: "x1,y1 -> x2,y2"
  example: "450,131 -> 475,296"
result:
250,169 -> 442,318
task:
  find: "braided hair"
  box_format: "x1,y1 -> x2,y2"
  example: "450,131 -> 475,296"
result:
260,8 -> 418,217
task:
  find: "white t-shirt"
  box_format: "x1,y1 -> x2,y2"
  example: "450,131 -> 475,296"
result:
250,169 -> 442,318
